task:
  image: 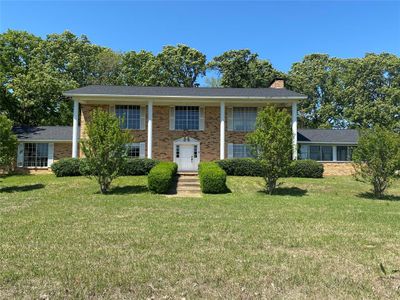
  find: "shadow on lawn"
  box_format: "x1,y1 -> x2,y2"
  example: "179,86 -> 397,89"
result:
358,192 -> 400,201
108,185 -> 148,195
0,184 -> 45,193
257,186 -> 307,196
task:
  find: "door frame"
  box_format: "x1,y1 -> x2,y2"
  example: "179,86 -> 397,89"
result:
173,137 -> 200,171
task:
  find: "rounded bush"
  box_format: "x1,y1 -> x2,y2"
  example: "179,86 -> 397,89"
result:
198,162 -> 228,194
121,158 -> 159,176
288,160 -> 324,178
51,158 -> 81,177
216,158 -> 263,176
148,162 -> 178,194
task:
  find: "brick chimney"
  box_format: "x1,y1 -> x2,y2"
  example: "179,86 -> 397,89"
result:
269,78 -> 285,89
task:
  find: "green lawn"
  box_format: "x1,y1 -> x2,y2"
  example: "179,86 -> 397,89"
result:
0,175 -> 399,299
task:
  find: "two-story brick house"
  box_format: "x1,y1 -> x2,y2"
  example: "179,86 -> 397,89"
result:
64,79 -> 305,171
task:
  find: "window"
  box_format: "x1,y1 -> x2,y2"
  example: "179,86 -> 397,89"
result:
23,143 -> 48,167
175,106 -> 199,130
233,107 -> 257,131
193,145 -> 198,158
337,146 -> 355,161
176,145 -> 180,158
127,144 -> 140,158
116,105 -> 141,129
309,146 -> 333,161
232,144 -> 253,158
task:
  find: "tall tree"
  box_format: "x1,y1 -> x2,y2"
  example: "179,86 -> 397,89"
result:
209,49 -> 279,88
119,50 -> 156,86
0,115 -> 18,173
154,44 -> 207,87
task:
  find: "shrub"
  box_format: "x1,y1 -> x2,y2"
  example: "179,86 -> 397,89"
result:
121,158 -> 159,176
216,158 -> 263,176
51,158 -> 82,177
148,162 -> 177,194
198,162 -> 228,194
288,160 -> 324,178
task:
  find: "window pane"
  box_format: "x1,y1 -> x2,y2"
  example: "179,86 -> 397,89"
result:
175,106 -> 199,130
233,107 -> 257,131
116,105 -> 140,129
23,143 -> 48,167
309,146 -> 321,160
233,144 -> 253,158
321,146 -> 333,161
126,144 -> 140,158
337,146 -> 348,161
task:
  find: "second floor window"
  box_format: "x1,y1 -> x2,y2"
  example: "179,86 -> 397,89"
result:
233,107 -> 257,131
175,106 -> 199,130
116,105 -> 140,129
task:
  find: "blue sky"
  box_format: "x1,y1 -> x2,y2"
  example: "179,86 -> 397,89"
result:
1,0 -> 399,80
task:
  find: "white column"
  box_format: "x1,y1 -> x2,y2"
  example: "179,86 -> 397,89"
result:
332,145 -> 337,161
147,100 -> 153,159
220,101 -> 225,160
292,102 -> 298,160
72,99 -> 79,158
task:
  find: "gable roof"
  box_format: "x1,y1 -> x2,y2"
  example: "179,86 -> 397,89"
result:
297,129 -> 359,144
64,85 -> 307,99
13,126 -> 78,142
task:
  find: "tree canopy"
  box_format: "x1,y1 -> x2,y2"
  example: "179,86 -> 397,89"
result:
1,29 -> 398,132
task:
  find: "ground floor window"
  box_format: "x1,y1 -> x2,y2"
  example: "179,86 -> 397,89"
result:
300,144 -> 355,161
126,142 -> 145,158
229,144 -> 253,158
23,143 -> 48,167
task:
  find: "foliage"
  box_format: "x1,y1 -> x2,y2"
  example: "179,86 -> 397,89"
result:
209,49 -> 281,88
247,106 -> 292,194
51,158 -> 81,177
352,127 -> 400,198
80,109 -> 131,193
288,53 -> 400,130
288,160 -> 324,178
216,158 -> 263,176
121,158 -> 159,176
0,115 -> 18,171
147,162 -> 177,194
198,162 -> 228,193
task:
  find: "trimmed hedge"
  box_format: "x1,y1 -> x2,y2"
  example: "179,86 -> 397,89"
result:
216,158 -> 324,178
51,158 -> 81,177
216,158 -> 263,177
122,158 -> 159,175
288,160 -> 324,178
148,162 -> 178,194
198,162 -> 228,194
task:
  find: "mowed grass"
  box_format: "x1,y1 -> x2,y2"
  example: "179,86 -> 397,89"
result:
0,174 -> 399,299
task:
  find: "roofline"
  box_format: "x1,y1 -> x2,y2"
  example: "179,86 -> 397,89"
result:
63,93 -> 306,101
298,141 -> 358,145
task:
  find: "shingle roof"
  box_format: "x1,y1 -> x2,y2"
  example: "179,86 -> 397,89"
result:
13,126 -> 78,142
297,129 -> 359,144
64,85 -> 306,99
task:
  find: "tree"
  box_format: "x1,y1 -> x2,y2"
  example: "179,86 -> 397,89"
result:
204,77 -> 222,87
209,49 -> 279,88
247,106 -> 292,194
352,127 -> 400,198
0,115 -> 18,172
119,50 -> 157,86
80,109 -> 131,194
154,44 -> 207,87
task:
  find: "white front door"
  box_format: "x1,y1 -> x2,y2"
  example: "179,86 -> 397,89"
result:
175,144 -> 199,171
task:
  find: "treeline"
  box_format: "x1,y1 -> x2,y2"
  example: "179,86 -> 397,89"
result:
0,30 -> 399,131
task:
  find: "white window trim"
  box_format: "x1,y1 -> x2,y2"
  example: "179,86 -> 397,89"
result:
227,143 -> 253,159
114,105 -> 144,130
19,142 -> 51,169
299,144 -> 355,162
126,142 -> 146,159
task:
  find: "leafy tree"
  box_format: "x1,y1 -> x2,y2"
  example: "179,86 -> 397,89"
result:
154,44 -> 207,87
209,49 -> 279,88
89,48 -> 123,85
80,109 -> 131,194
0,115 -> 18,172
119,50 -> 157,86
247,106 -> 292,194
288,53 -> 400,130
352,127 -> 400,198
204,77 -> 222,87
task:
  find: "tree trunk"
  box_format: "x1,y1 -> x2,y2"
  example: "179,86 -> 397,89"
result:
266,178 -> 277,195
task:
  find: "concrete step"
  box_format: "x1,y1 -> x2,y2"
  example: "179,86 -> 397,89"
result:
177,185 -> 201,192
177,172 -> 198,176
178,177 -> 199,182
177,182 -> 200,187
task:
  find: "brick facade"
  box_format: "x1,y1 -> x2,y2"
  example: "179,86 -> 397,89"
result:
323,162 -> 355,176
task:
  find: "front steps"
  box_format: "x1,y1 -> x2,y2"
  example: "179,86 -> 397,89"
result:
174,172 -> 201,197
